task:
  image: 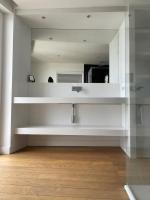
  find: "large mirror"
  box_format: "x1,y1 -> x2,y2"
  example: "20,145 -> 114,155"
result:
31,12 -> 125,83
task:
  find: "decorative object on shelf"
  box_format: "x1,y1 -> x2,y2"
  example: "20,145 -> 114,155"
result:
48,76 -> 54,83
27,74 -> 35,82
105,75 -> 109,83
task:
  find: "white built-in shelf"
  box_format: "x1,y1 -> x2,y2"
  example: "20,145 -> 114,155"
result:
15,125 -> 126,136
14,97 -> 127,104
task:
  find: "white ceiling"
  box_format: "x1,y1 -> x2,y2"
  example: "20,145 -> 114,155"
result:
14,0 -> 127,9
18,12 -> 125,29
32,40 -> 109,64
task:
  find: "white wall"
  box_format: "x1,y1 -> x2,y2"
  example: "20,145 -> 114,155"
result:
27,83 -> 122,127
120,13 -> 131,157
109,18 -> 130,156
0,14 -> 14,154
28,83 -> 121,97
109,19 -> 126,96
109,32 -> 119,83
0,13 -> 2,104
32,62 -> 84,83
11,16 -> 31,153
28,104 -> 122,126
0,14 -> 31,154
109,18 -> 130,155
119,20 -> 126,96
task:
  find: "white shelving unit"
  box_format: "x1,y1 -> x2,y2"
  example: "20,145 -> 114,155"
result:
16,125 -> 126,136
14,96 -> 126,137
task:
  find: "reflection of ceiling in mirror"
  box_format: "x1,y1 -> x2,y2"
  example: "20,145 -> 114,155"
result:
32,29 -> 117,44
31,29 -> 116,64
32,41 -> 109,64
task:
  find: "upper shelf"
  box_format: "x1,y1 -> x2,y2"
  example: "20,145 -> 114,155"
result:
14,97 -> 127,104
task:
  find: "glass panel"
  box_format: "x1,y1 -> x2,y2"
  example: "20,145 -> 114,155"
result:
127,1 -> 150,199
0,13 -> 2,103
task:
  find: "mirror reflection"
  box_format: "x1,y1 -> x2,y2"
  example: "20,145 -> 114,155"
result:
31,12 -> 125,83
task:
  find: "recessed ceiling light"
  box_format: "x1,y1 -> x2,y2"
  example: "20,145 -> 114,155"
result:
49,37 -> 53,40
86,15 -> 91,18
83,39 -> 87,42
41,16 -> 46,19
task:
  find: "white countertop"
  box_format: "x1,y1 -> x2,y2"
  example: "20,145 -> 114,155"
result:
14,97 -> 127,104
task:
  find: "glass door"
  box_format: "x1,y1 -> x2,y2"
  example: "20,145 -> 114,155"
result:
0,12 -> 2,151
0,13 -> 2,103
127,0 -> 150,199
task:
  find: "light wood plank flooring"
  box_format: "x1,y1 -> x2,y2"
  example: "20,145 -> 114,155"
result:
0,147 -> 129,200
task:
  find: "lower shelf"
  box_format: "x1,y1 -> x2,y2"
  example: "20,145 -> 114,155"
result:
15,125 -> 126,136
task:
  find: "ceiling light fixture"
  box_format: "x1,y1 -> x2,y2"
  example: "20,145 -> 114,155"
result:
41,16 -> 46,19
83,39 -> 87,42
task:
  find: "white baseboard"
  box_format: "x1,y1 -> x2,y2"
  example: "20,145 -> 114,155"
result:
0,144 -> 27,155
0,137 -> 121,153
0,146 -> 11,154
27,136 -> 120,147
124,185 -> 136,200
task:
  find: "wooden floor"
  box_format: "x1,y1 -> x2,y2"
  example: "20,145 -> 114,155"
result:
0,147 -> 129,200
